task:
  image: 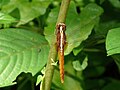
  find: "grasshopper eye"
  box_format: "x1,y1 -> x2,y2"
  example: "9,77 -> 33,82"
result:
56,23 -> 66,31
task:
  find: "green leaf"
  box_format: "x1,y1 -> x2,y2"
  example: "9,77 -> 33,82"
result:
36,67 -> 45,85
95,20 -> 120,37
65,3 -> 103,55
108,0 -> 120,9
0,0 -> 10,7
0,12 -> 16,24
1,0 -> 52,25
45,2 -> 103,55
72,57 -> 88,71
0,28 -> 49,87
100,0 -> 105,4
106,27 -> 120,56
36,75 -> 43,85
73,43 -> 84,56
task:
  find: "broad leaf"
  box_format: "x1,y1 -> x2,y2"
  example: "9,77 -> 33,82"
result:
66,3 -> 103,55
95,20 -> 120,37
108,0 -> 120,9
106,27 -> 120,56
44,2 -> 103,55
0,12 -> 16,24
0,0 -> 10,7
0,29 -> 49,87
1,0 -> 52,25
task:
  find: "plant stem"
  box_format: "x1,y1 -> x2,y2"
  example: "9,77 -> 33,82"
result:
56,0 -> 71,24
43,0 -> 71,90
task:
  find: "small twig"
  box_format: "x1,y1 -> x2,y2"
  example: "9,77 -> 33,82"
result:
42,0 -> 71,90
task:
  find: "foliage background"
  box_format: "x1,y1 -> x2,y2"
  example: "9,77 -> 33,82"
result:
0,0 -> 120,90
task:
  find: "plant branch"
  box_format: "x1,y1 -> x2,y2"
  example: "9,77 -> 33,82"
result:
56,0 -> 71,24
42,0 -> 71,90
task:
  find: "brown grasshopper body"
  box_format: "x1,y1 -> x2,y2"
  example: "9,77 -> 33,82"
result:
56,23 -> 66,83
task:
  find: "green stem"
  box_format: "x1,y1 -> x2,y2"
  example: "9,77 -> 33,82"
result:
56,0 -> 71,24
43,0 -> 71,90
